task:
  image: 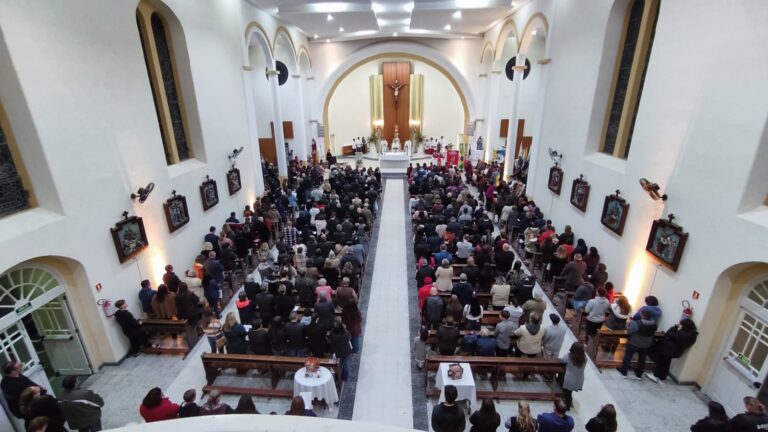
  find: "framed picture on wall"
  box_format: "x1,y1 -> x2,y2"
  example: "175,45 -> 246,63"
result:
227,168 -> 242,196
570,176 -> 590,212
110,216 -> 148,263
199,177 -> 219,211
163,193 -> 190,233
548,166 -> 563,195
601,193 -> 630,235
646,216 -> 689,271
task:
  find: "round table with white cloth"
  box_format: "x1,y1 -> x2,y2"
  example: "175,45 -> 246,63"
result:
293,366 -> 339,408
435,362 -> 477,411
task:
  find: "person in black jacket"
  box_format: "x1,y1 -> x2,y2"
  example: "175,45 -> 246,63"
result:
274,284 -> 296,323
175,282 -> 201,327
730,397 -> 768,431
177,389 -> 200,418
306,314 -> 331,357
248,319 -> 271,355
222,312 -> 248,354
585,404 -> 618,432
327,321 -> 352,381
1,360 -> 41,420
431,385 -> 465,432
437,316 -> 460,355
114,300 -> 150,357
647,318 -> 698,382
469,398 -> 501,432
690,401 -> 730,432
254,285 -> 275,324
285,312 -> 308,357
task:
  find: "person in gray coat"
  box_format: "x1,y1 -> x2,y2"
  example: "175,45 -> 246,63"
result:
543,313 -> 567,358
584,287 -> 611,341
494,309 -> 517,356
558,342 -> 586,411
59,376 -> 104,431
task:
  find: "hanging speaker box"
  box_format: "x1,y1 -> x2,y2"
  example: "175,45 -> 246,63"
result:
505,57 -> 531,81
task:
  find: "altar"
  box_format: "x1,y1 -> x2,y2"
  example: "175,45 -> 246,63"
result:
379,151 -> 410,174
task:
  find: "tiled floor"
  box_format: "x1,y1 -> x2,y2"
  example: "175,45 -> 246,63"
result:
352,178 -> 415,428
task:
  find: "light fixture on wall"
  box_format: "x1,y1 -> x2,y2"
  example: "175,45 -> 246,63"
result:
547,148 -> 563,165
228,147 -> 244,168
131,182 -> 155,203
444,24 -> 452,31
372,119 -> 384,127
639,178 -> 668,201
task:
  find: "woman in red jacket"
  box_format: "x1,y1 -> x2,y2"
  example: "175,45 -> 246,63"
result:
139,387 -> 179,423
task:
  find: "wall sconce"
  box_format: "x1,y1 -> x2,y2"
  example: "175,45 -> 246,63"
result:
547,148 -> 563,166
639,178 -> 668,201
130,182 -> 155,203
228,147 -> 244,167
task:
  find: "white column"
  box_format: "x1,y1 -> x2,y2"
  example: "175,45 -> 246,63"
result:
293,75 -> 309,162
484,70 -> 502,162
243,67 -> 265,194
268,66 -> 287,177
504,54 -> 526,179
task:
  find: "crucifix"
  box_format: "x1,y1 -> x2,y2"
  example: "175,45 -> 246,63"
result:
388,79 -> 408,109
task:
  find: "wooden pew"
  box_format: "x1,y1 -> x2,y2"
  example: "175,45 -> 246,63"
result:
140,318 -> 200,359
424,355 -> 565,401
201,353 -> 341,397
588,328 -> 665,369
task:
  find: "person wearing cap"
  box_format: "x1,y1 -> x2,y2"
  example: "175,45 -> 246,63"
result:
59,376 -> 104,431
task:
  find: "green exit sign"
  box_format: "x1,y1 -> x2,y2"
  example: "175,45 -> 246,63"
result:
15,303 -> 32,316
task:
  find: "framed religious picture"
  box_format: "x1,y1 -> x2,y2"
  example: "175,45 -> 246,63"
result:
110,215 -> 148,263
569,176 -> 590,212
199,177 -> 219,211
163,193 -> 189,233
601,192 -> 630,235
548,166 -> 563,195
227,168 -> 242,196
645,216 -> 689,271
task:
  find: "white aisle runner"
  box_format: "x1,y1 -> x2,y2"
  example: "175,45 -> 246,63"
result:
352,179 -> 414,428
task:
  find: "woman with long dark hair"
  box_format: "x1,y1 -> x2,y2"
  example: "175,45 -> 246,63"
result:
139,387 -> 179,423
463,296 -> 484,331
285,396 -> 316,417
690,401 -> 729,432
341,301 -> 363,353
469,399 -> 501,432
234,395 -> 259,414
558,342 -> 587,411
586,404 -> 618,432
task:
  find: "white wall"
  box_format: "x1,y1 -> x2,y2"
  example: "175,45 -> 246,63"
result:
524,0 -> 768,389
327,61 -> 378,153
0,0 -> 307,366
413,62 -> 465,144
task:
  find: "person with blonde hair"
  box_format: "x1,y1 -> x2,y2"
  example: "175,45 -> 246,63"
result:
222,312 -> 247,354
505,401 -> 538,432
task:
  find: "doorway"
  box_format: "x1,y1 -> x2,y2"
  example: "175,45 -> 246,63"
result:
707,278 -> 768,416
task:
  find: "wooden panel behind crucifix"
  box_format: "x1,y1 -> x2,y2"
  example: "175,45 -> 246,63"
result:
382,62 -> 411,144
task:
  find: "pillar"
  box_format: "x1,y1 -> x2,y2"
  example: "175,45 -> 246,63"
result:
293,74 -> 309,162
268,65 -> 287,177
484,70 -> 502,163
503,54 -> 526,180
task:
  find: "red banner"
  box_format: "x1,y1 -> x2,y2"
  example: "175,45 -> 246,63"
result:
446,150 -> 459,167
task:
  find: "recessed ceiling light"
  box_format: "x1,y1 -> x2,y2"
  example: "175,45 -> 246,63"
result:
311,3 -> 350,13
339,27 -> 344,32
510,1 -> 516,6
404,2 -> 414,12
531,29 -> 537,35
325,39 -> 330,43
461,36 -> 465,39
327,14 -> 334,21
452,11 -> 462,19
313,34 -> 318,39
372,3 -> 384,13
444,24 -> 452,31
393,32 -> 398,37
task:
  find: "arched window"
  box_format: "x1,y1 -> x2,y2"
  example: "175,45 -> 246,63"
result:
0,101 -> 30,216
601,0 -> 660,159
136,1 -> 192,165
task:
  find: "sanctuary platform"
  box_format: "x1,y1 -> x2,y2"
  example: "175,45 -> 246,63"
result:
378,151 -> 410,175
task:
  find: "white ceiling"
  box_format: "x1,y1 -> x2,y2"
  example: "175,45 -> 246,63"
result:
247,0 -> 520,42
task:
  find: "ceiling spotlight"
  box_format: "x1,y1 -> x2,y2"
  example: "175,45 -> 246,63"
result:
393,32 -> 398,37
461,36 -> 465,39
510,1 -> 516,6
532,29 -> 538,36
444,24 -> 452,31
452,11 -> 462,19
313,34 -> 318,39
404,2 -> 414,12
327,14 -> 334,21
339,27 -> 344,32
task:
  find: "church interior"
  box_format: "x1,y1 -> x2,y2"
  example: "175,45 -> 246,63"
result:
1,0 -> 767,431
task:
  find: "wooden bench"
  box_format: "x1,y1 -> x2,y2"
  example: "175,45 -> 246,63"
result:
588,329 -> 665,369
201,353 -> 341,397
140,318 -> 200,359
424,355 -> 565,401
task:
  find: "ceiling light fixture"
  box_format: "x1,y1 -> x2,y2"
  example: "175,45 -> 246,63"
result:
372,3 -> 384,13
444,24 -> 452,31
313,34 -> 319,39
453,11 -> 462,19
311,3 -> 350,13
327,14 -> 334,21
339,27 -> 344,32
393,32 -> 398,37
326,39 -> 330,43
461,36 -> 465,39
404,2 -> 414,12
531,29 -> 538,35
510,1 -> 516,6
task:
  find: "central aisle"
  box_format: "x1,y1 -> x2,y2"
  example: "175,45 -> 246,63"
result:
352,179 -> 414,428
